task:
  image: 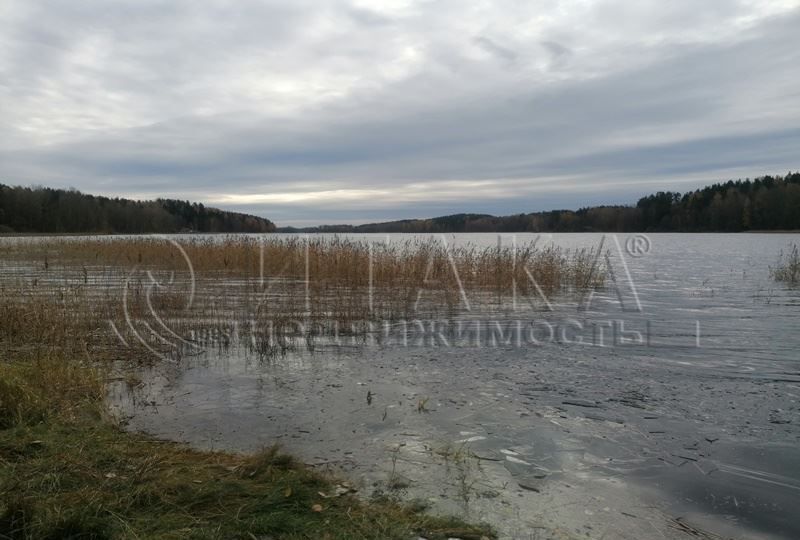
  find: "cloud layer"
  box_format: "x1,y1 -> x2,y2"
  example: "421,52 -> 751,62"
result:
1,0 -> 799,225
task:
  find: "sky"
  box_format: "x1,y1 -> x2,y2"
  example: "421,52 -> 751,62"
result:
1,1 -> 799,226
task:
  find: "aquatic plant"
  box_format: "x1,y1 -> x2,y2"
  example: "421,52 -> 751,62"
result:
1,236 -> 608,360
4,235 -> 606,294
770,243 -> 800,286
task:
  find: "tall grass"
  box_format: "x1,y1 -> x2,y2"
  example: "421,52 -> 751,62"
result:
2,236 -> 605,294
1,236 -> 607,361
771,243 -> 800,286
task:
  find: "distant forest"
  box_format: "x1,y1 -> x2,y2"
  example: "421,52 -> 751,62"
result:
2,173 -> 798,235
281,173 -> 800,233
0,184 -> 275,234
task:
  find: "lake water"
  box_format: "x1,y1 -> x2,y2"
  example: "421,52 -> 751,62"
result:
5,232 -> 799,539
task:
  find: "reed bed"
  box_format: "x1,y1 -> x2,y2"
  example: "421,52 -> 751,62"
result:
1,236 -> 607,361
3,235 -> 606,300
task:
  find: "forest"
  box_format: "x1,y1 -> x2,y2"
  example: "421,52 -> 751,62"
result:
0,185 -> 275,234
2,173 -> 798,234
281,173 -> 800,233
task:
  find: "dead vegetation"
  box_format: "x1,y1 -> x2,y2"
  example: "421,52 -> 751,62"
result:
2,235 -> 606,298
1,236 -> 607,361
770,243 -> 800,286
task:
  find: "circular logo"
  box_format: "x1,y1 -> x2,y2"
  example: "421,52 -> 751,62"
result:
115,236 -> 200,361
625,234 -> 651,257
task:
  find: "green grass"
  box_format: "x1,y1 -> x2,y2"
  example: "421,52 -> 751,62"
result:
0,358 -> 493,540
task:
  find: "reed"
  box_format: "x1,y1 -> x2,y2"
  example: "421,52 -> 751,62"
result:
771,243 -> 800,286
1,236 -> 608,360
3,236 -> 605,290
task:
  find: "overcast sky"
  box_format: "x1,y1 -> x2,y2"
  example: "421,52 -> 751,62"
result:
1,1 -> 799,226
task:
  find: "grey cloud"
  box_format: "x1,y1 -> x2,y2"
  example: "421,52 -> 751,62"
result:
540,41 -> 571,69
473,36 -> 518,64
0,1 -> 798,226
344,5 -> 396,26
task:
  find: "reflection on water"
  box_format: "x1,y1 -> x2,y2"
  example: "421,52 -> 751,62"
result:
5,232 -> 800,539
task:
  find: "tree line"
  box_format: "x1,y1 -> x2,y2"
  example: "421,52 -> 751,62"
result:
280,173 -> 800,233
0,184 -> 275,234
3,173 -> 798,234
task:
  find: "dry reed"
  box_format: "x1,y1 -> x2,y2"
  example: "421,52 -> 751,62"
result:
1,236 -> 607,360
771,243 -> 800,286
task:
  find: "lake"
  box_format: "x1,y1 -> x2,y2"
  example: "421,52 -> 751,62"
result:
4,232 -> 799,539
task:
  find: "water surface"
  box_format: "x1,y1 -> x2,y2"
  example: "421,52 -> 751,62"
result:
6,232 -> 799,539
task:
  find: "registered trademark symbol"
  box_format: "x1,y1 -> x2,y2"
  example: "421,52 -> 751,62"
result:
625,234 -> 651,257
